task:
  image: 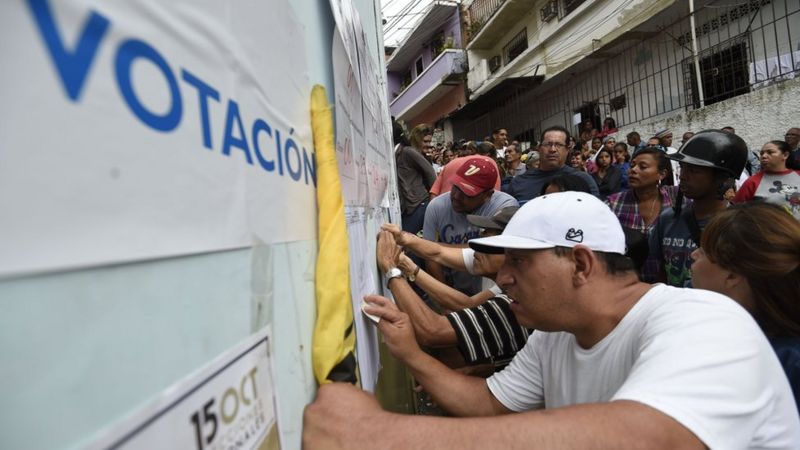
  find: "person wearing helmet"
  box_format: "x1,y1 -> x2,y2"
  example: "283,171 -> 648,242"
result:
647,130 -> 749,287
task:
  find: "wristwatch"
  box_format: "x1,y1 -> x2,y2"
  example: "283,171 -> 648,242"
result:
385,267 -> 404,288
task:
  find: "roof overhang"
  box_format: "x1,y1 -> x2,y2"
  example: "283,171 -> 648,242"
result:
453,75 -> 544,119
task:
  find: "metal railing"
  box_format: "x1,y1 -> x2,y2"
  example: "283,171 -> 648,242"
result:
454,0 -> 799,142
467,0 -> 506,34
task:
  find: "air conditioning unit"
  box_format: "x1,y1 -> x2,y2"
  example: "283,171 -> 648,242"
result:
540,0 -> 558,22
488,55 -> 502,73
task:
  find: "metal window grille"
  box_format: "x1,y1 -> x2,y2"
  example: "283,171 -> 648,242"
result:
503,28 -> 528,65
563,0 -> 587,17
682,35 -> 751,109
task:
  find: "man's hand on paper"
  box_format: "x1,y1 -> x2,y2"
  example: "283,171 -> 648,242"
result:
380,223 -> 413,246
376,230 -> 401,273
363,295 -> 421,363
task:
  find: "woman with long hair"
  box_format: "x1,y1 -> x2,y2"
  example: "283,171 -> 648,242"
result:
734,140 -> 800,219
597,117 -> 618,138
409,124 -> 433,154
590,147 -> 622,200
394,121 -> 436,236
691,202 -> 800,409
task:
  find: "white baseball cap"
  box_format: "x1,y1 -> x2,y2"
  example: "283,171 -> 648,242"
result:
469,191 -> 625,254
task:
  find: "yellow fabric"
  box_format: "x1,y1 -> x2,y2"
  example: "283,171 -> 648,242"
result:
310,85 -> 357,385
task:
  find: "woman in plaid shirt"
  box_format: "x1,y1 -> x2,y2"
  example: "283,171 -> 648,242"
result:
606,147 -> 681,280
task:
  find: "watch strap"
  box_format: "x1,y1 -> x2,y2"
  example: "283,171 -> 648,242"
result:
408,265 -> 421,282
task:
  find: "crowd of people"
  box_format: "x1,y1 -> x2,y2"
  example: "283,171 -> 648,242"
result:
302,120 -> 800,449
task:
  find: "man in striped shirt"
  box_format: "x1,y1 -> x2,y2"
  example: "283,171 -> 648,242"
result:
377,208 -> 529,366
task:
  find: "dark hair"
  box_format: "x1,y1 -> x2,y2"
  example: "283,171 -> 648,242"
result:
701,202 -> 800,337
603,117 -> 617,129
613,142 -> 630,162
464,141 -> 478,155
767,140 -> 792,154
475,141 -> 495,156
627,131 -> 640,140
392,119 -> 407,146
552,246 -> 636,275
540,173 -> 592,196
540,125 -> 571,145
631,146 -> 670,172
492,127 -> 507,136
622,228 -> 648,277
596,147 -> 613,163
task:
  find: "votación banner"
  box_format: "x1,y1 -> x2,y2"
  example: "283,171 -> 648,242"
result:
0,0 -> 316,276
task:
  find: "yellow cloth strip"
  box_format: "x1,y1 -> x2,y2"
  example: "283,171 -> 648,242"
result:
310,85 -> 357,385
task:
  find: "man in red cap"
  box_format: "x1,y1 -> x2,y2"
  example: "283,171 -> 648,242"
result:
429,141 -> 500,197
422,157 -> 518,295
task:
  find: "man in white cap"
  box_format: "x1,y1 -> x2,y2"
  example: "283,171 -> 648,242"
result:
303,191 -> 800,449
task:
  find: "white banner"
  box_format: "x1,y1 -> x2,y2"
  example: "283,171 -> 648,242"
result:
85,326 -> 278,450
0,0 -> 316,276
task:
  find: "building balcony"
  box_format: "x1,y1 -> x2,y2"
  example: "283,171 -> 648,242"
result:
389,49 -> 467,121
467,0 -> 536,51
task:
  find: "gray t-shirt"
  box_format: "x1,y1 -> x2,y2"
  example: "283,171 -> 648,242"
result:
423,191 -> 518,294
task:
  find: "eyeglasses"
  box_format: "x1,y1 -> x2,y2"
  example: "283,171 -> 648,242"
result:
540,142 -> 567,150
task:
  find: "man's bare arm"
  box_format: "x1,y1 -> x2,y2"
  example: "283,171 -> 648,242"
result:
386,277 -> 456,347
382,223 -> 467,271
398,253 -> 494,311
304,386 -> 705,450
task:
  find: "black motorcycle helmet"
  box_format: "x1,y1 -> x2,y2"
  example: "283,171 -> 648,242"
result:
668,129 -> 748,177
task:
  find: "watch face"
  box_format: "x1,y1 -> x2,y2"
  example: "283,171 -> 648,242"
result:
385,268 -> 403,288
386,268 -> 402,279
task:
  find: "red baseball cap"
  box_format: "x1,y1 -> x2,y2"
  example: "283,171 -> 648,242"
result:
450,157 -> 498,197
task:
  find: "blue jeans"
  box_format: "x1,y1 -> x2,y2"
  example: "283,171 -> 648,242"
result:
401,201 -> 428,298
401,201 -> 427,235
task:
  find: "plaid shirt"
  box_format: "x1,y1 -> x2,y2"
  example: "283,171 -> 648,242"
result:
605,186 -> 680,236
607,186 -> 681,282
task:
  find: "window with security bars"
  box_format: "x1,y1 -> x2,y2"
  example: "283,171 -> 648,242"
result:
563,0 -> 587,16
683,35 -> 750,109
503,28 -> 528,65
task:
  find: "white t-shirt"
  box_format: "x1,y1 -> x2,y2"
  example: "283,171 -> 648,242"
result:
461,248 -> 502,295
487,284 -> 800,449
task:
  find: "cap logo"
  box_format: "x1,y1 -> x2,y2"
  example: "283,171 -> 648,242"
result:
464,165 -> 481,176
565,228 -> 584,243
